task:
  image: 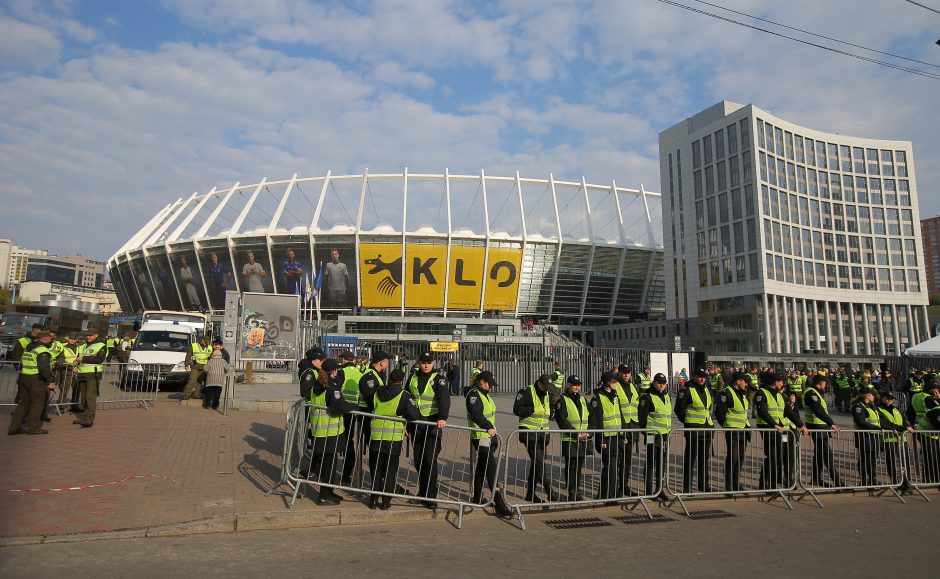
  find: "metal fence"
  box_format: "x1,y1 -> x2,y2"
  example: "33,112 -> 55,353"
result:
906,431 -> 940,498
498,428 -> 664,529
275,403 -> 501,528
0,361 -> 161,412
663,427 -> 798,515
796,429 -> 907,506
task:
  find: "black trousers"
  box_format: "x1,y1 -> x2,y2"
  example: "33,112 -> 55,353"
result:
519,431 -> 553,500
809,429 -> 843,486
412,425 -> 443,499
724,430 -> 749,491
309,450 -> 340,498
883,440 -> 905,485
368,447 -> 401,495
341,414 -> 363,483
617,433 -> 636,494
783,430 -> 798,487
761,430 -> 784,488
203,386 -> 222,409
644,435 -> 666,496
835,388 -> 851,410
561,441 -> 587,501
683,430 -> 714,493
855,433 -> 879,486
598,436 -> 623,500
471,438 -> 499,504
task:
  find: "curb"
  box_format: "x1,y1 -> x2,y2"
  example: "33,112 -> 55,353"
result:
0,506 -> 440,547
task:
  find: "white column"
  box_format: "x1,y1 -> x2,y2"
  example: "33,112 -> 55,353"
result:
849,304 -> 859,356
792,297 -> 802,354
812,299 -> 822,352
835,302 -> 845,355
862,305 -> 872,356
772,295 -> 782,353
907,304 -> 917,347
877,305 -> 886,356
782,296 -> 791,354
924,305 -> 932,340
824,301 -> 833,355
891,305 -> 902,355
802,299 -> 811,353
762,293 -> 772,353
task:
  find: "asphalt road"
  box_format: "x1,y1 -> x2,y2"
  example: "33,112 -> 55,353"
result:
1,492 -> 935,578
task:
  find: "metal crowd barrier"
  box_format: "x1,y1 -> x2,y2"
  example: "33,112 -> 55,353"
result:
0,361 -> 161,412
905,430 -> 940,501
663,427 -> 798,515
265,399 -> 306,499
796,429 -> 907,507
279,403 -> 500,528
498,427 -> 664,530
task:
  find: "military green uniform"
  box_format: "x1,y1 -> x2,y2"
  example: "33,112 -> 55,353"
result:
9,340 -> 55,434
75,338 -> 107,426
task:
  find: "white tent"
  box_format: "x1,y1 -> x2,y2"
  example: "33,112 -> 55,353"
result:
906,334 -> 940,357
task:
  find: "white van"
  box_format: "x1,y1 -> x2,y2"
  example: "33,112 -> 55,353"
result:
123,311 -> 208,389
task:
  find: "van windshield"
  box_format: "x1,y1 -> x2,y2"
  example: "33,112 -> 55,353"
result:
134,331 -> 191,353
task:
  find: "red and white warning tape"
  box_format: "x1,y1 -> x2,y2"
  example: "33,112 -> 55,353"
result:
5,474 -> 181,493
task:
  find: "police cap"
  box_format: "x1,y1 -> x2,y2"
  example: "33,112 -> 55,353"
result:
305,347 -> 327,361
477,370 -> 498,387
339,351 -> 354,361
566,375 -> 582,385
370,350 -> 391,363
617,364 -> 632,374
321,359 -> 340,372
389,369 -> 405,383
731,372 -> 748,384
536,373 -> 553,386
84,329 -> 99,337
653,373 -> 668,384
417,352 -> 434,363
692,369 -> 708,379
600,371 -> 619,384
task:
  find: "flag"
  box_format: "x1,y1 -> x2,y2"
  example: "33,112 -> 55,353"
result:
304,273 -> 313,304
314,261 -> 325,291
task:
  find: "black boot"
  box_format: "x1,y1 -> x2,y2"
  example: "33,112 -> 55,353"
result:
379,497 -> 392,510
368,496 -> 378,510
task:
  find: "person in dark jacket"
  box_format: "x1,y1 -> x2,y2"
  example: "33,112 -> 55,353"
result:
299,347 -> 327,400
307,359 -> 358,505
466,371 -> 510,515
554,375 -> 589,502
803,374 -> 844,487
851,387 -> 881,486
361,369 -> 422,510
408,352 -> 451,507
589,371 -> 625,501
675,369 -> 714,493
8,331 -> 55,435
512,373 -> 557,503
637,373 -> 671,499
614,364 -> 640,497
715,372 -> 751,491
878,391 -> 914,488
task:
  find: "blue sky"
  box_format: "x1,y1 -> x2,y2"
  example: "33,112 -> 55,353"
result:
1,0 -> 938,260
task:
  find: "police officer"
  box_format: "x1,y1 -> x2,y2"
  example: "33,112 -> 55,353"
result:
551,362 -> 565,404
613,364 -> 640,497
637,373 -> 671,499
804,374 -> 843,487
362,369 -> 422,510
851,387 -> 881,486
637,366 -> 653,392
338,351 -> 364,486
715,372 -> 751,492
408,352 -> 450,507
907,379 -> 940,484
182,335 -> 212,400
905,369 -> 926,396
755,373 -> 794,489
834,368 -> 853,413
40,330 -> 65,422
73,329 -> 106,428
512,373 -> 557,503
56,334 -> 80,406
466,371 -> 510,515
554,375 -> 589,502
358,351 -> 390,443
788,369 -> 805,409
878,391 -> 914,488
590,371 -> 625,501
10,323 -> 43,363
299,348 -> 327,400
8,331 -> 55,435
675,369 -> 714,493
307,358 -> 357,505
707,366 -> 724,393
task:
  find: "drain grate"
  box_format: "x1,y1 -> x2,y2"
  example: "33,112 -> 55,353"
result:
613,514 -> 676,525
686,509 -> 737,520
544,517 -> 614,530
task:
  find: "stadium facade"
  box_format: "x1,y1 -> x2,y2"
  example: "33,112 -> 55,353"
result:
108,171 -> 665,328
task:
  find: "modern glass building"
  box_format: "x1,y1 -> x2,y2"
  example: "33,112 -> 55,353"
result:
660,102 -> 930,355
108,170 -> 665,326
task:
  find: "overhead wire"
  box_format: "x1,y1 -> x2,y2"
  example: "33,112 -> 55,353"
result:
656,0 -> 940,81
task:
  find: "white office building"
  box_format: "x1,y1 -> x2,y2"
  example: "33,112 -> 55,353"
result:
660,101 -> 929,355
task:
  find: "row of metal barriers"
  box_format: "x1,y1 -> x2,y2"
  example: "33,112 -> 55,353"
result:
269,401 -> 940,529
0,362 -> 162,411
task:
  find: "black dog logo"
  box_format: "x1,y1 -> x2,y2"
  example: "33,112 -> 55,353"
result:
365,254 -> 403,296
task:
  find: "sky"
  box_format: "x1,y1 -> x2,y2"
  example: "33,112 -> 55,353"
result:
0,0 -> 938,262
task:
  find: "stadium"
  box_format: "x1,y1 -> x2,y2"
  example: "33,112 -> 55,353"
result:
108,170 -> 665,331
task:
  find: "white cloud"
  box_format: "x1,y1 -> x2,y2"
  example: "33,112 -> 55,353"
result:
0,17 -> 61,71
